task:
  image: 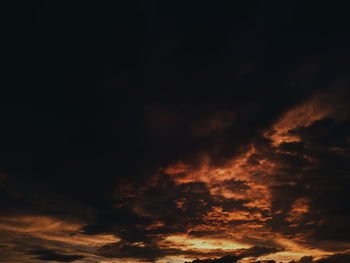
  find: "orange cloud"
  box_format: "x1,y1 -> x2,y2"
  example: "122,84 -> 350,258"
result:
0,216 -> 120,253
265,92 -> 349,146
286,198 -> 310,222
156,94 -> 350,262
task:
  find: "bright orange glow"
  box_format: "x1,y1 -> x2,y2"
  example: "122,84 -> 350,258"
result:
161,234 -> 249,251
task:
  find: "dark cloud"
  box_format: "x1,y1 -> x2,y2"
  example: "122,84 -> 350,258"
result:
97,241 -> 170,262
288,253 -> 350,263
184,246 -> 281,263
185,255 -> 241,263
97,242 -> 281,262
298,256 -> 314,263
266,116 -> 350,244
238,246 -> 282,258
315,253 -> 350,263
29,250 -> 84,262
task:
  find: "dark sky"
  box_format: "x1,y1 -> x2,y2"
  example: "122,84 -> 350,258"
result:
1,2 -> 350,263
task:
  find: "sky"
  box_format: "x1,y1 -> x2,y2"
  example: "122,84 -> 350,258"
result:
1,2 -> 350,263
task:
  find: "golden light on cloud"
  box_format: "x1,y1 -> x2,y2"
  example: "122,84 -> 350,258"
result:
204,206 -> 265,222
263,238 -> 332,262
265,92 -> 349,146
164,145 -> 274,212
0,216 -> 120,250
162,234 -> 249,251
154,93 -> 350,262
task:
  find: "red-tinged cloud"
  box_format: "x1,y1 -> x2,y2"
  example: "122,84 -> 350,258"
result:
141,91 -> 350,262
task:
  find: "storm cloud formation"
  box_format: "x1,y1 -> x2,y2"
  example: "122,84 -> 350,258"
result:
1,1 -> 350,263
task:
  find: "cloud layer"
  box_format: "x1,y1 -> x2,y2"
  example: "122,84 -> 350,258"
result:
1,2 -> 350,263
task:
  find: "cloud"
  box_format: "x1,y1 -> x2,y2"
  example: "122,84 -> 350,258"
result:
29,249 -> 84,262
298,256 -> 314,263
2,2 -> 350,263
184,255 -> 240,263
183,246 -> 281,263
238,245 -> 282,258
97,241 -> 169,262
315,253 -> 350,263
286,253 -> 350,263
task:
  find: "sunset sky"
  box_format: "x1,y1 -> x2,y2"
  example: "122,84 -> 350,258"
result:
1,2 -> 350,263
